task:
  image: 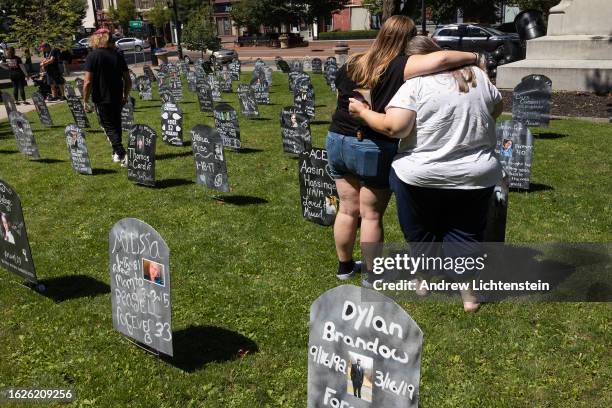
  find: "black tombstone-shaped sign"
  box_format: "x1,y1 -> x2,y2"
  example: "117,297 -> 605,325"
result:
66,95 -> 90,128
187,71 -> 197,92
298,148 -> 339,226
197,82 -> 214,112
237,85 -> 259,118
9,112 -> 40,159
250,77 -> 270,104
65,124 -> 92,175
208,74 -> 222,102
295,81 -> 315,119
291,60 -> 304,72
213,102 -> 241,149
159,86 -> 175,106
312,58 -> 323,74
109,218 -> 173,356
254,58 -> 266,71
143,65 -> 156,83
280,106 -> 312,154
156,71 -> 167,88
127,125 -> 157,187
308,285 -> 423,408
220,70 -> 233,93
2,91 -> 17,117
229,59 -> 241,81
0,179 -> 38,283
496,120 -> 534,190
161,102 -> 183,146
512,74 -> 552,128
263,66 -> 273,86
288,71 -> 301,91
31,92 -> 53,126
303,58 -> 312,72
325,56 -> 338,69
75,78 -> 84,97
326,66 -> 338,91
137,76 -> 152,100
121,97 -> 135,133
64,83 -> 77,97
169,76 -> 183,101
190,125 -> 230,192
129,69 -> 137,85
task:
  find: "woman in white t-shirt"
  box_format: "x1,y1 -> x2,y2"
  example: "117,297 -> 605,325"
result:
349,36 -> 504,312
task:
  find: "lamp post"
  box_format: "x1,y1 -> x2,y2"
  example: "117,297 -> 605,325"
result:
167,0 -> 183,59
421,0 -> 426,35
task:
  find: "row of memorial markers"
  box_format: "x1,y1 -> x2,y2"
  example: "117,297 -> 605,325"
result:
0,56 -> 555,406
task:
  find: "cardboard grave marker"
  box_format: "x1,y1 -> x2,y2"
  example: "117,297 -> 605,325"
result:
161,102 -> 183,146
169,76 -> 183,101
220,71 -> 233,93
143,65 -> 156,83
250,77 -> 270,104
303,58 -> 312,72
312,58 -> 323,74
187,71 -> 197,92
65,124 -> 92,175
229,59 -> 241,81
64,83 -> 76,97
308,285 -> 422,407
127,124 -> 157,186
277,59 -> 291,73
9,112 -> 40,159
213,102 -> 241,149
121,97 -> 135,133
158,63 -> 168,74
74,78 -> 84,97
254,58 -> 266,71
109,218 -> 172,356
294,82 -> 315,119
156,71 -> 167,88
31,92 -> 53,126
129,69 -> 137,84
237,85 -> 259,118
291,60 -> 304,72
66,95 -> 90,128
159,86 -> 175,105
326,65 -> 338,92
496,120 -> 534,190
137,76 -> 152,100
2,91 -> 17,117
208,74 -> 222,102
190,124 -> 230,192
280,107 -> 312,154
252,66 -> 266,83
288,71 -> 301,91
180,61 -> 189,78
512,74 -> 552,128
0,179 -> 38,283
197,82 -> 214,112
325,56 -> 338,69
298,148 -> 339,226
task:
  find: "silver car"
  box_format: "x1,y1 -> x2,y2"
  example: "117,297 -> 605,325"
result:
115,37 -> 149,52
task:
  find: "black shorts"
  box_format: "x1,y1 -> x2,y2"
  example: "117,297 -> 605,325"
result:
46,71 -> 65,86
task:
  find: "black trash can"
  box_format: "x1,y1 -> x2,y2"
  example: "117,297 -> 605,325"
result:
514,10 -> 547,41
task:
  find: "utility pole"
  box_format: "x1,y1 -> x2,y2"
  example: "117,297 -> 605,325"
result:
167,0 -> 183,59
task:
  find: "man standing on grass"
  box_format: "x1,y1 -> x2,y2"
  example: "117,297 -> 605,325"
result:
83,29 -> 131,166
40,42 -> 65,101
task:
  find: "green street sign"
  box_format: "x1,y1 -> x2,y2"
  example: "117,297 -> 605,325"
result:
129,20 -> 143,28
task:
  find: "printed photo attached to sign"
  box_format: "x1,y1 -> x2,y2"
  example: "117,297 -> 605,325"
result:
308,285 -> 422,408
9,112 -> 40,159
190,124 -> 230,193
496,120 -> 534,190
127,124 -> 157,187
298,148 -> 338,226
109,217 -> 173,356
512,74 -> 552,128
65,124 -> 92,175
31,91 -> 53,126
0,178 -> 38,283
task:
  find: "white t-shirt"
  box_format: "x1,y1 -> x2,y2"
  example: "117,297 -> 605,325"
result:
387,67 -> 502,189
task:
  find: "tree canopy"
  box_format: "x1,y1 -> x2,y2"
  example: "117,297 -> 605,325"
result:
181,3 -> 219,55
108,0 -> 137,32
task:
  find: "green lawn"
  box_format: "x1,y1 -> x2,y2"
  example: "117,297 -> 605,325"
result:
0,72 -> 610,407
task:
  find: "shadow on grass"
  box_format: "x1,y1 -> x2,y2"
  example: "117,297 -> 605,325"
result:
163,325 -> 258,373
0,149 -> 18,154
214,195 -> 268,205
156,151 -> 193,161
155,178 -> 194,189
535,132 -> 567,139
34,158 -> 65,164
234,147 -> 263,154
310,120 -> 330,125
248,117 -> 270,121
36,275 -> 110,303
510,183 -> 553,193
92,168 -> 118,175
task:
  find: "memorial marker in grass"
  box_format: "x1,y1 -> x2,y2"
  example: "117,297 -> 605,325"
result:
312,58 -> 323,74
161,102 -> 184,146
229,59 -> 241,81
237,85 -> 259,118
213,102 -> 241,149
31,92 -> 53,126
137,76 -> 152,100
197,83 -> 214,112
298,148 -> 339,226
191,124 -> 230,192
121,97 -> 135,133
496,120 -> 534,190
2,91 -> 17,117
280,106 -> 312,155
65,124 -> 92,175
127,125 -> 157,187
250,77 -> 270,104
512,74 -> 552,128
169,76 -> 183,101
9,111 -> 40,159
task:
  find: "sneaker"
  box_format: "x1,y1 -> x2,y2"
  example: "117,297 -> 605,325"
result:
336,269 -> 354,281
361,276 -> 374,288
112,153 -> 122,163
120,155 -> 128,167
353,261 -> 362,274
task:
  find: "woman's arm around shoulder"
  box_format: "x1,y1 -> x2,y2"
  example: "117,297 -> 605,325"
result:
404,51 -> 477,80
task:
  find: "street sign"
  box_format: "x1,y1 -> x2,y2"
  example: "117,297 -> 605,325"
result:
129,20 -> 143,28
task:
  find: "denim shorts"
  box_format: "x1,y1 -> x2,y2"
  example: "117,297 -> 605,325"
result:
325,131 -> 398,189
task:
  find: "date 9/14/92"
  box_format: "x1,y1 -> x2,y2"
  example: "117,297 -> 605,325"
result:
0,388 -> 75,402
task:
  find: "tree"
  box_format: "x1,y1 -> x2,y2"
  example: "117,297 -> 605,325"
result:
108,0 -> 137,32
8,0 -> 85,49
427,0 -> 460,25
382,0 -> 417,23
509,0 -> 559,17
181,3 -> 219,57
147,1 -> 171,43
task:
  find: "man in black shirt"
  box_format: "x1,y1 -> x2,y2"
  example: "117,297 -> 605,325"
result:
83,29 -> 131,165
40,42 -> 65,101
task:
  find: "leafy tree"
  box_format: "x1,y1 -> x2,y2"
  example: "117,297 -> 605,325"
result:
382,0 -> 417,22
108,0 -> 137,32
230,0 -> 264,34
362,0 -> 383,16
176,0 -> 207,25
181,3 -> 219,57
147,1 -> 171,43
427,0 -> 460,25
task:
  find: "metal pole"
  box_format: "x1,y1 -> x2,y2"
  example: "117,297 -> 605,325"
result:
171,0 -> 183,59
421,0 -> 426,35
91,0 -> 98,29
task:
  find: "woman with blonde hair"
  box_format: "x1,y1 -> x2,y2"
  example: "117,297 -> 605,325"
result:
349,36 -> 504,311
327,16 -> 479,283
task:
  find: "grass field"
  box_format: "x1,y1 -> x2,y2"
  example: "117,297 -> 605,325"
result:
0,72 -> 610,407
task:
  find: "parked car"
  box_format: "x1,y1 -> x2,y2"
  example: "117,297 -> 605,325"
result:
77,38 -> 90,47
70,41 -> 89,61
432,24 -> 523,56
115,37 -> 149,52
183,48 -> 238,65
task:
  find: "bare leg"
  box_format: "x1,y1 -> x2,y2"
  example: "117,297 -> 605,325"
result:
359,186 -> 391,272
333,176 -> 361,262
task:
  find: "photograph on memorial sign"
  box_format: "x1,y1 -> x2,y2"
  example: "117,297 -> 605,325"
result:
237,85 -> 259,118
127,124 -> 157,187
64,83 -> 76,97
159,87 -> 175,105
65,124 -> 92,175
109,217 -> 172,356
191,124 -> 230,192
298,148 -> 338,226
512,74 -> 552,128
308,285 -> 422,407
0,179 -> 38,283
288,71 -> 300,91
213,103 -> 241,149
9,111 -> 40,159
67,95 -> 90,128
495,120 -> 534,190
31,92 -> 53,126
280,107 -> 312,154
161,103 -> 184,146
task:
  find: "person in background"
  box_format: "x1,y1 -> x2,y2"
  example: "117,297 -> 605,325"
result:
40,42 -> 65,101
349,36 -> 504,312
327,15 -> 479,284
83,28 -> 131,166
3,47 -> 28,104
23,48 -> 32,74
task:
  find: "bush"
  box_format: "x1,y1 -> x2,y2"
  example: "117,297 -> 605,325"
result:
317,30 -> 379,40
